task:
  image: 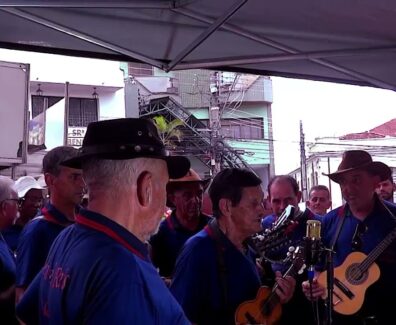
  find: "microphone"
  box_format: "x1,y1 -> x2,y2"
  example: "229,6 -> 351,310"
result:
304,220 -> 322,281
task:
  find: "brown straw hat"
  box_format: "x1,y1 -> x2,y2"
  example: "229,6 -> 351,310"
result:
168,169 -> 211,189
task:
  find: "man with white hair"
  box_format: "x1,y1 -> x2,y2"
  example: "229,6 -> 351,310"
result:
2,176 -> 44,252
0,176 -> 19,324
17,118 -> 191,324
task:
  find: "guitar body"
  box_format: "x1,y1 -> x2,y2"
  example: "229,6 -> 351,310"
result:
235,286 -> 282,325
317,251 -> 381,315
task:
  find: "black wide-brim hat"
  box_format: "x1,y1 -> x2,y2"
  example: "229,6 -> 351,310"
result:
62,118 -> 190,179
323,150 -> 391,184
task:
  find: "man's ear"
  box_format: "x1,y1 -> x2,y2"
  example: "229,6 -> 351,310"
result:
326,200 -> 332,209
306,200 -> 311,208
44,173 -> 54,187
137,171 -> 152,207
218,198 -> 231,217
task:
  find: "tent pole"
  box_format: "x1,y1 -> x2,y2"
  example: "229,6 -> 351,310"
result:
0,7 -> 165,69
166,0 -> 248,71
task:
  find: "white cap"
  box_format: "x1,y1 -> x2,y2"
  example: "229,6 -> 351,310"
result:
37,174 -> 46,188
14,176 -> 44,198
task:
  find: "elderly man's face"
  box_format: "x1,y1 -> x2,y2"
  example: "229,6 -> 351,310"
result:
338,170 -> 378,209
170,182 -> 204,221
1,190 -> 18,229
230,186 -> 265,238
150,161 -> 169,222
269,180 -> 301,217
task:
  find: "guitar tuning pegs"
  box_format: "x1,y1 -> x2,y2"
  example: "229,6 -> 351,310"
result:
298,264 -> 306,274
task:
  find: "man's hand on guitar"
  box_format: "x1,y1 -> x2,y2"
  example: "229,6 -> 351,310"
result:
302,278 -> 326,301
274,271 -> 295,304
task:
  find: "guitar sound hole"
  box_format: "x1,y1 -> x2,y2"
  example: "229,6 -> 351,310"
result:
346,263 -> 368,285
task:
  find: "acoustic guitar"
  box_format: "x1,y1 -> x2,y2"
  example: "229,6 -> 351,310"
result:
317,226 -> 396,315
235,246 -> 305,325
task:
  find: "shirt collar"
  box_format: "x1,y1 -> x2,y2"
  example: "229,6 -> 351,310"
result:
76,209 -> 149,261
41,203 -> 73,226
169,210 -> 210,232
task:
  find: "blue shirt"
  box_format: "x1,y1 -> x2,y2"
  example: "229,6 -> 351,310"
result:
170,224 -> 261,325
150,211 -> 211,277
16,209 -> 189,325
261,208 -> 322,273
0,234 -> 17,324
16,203 -> 73,288
2,224 -> 23,253
321,197 -> 396,323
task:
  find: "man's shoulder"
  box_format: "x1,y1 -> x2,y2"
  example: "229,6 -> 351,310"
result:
180,229 -> 213,256
19,216 -> 50,238
323,205 -> 344,218
383,200 -> 396,212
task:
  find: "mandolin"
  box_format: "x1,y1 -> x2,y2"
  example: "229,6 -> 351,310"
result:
235,246 -> 305,325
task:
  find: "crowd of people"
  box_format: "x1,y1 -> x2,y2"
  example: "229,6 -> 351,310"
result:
0,117 -> 395,325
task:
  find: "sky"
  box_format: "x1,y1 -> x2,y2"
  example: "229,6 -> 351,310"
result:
270,77 -> 396,174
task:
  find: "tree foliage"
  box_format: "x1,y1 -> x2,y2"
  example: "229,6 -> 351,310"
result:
152,116 -> 184,147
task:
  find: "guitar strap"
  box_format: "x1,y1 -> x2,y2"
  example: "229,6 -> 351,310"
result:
330,206 -> 349,250
207,218 -> 229,312
332,195 -> 396,250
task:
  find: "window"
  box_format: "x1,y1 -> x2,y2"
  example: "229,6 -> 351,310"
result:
128,63 -> 154,77
69,98 -> 98,127
220,118 -> 263,140
31,95 -> 63,118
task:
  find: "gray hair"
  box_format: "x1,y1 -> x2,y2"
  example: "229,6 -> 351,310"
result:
0,176 -> 16,202
82,157 -> 164,196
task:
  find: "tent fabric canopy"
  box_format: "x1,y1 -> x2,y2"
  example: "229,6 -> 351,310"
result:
1,0 -> 396,90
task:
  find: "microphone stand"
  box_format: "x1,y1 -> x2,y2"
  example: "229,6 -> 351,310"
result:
324,247 -> 335,325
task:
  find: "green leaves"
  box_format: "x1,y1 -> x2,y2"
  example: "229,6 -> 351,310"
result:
152,116 -> 184,146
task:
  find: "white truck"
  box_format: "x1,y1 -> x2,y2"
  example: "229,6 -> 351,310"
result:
0,60 -> 29,168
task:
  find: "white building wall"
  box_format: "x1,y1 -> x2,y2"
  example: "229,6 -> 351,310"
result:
0,49 -> 126,178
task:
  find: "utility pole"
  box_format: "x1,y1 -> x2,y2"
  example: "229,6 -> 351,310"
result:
300,120 -> 308,201
209,72 -> 221,175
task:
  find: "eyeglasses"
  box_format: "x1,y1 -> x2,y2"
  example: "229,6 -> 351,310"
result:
0,198 -> 19,206
351,222 -> 367,252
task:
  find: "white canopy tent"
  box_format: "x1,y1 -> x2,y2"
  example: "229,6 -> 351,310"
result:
0,0 -> 395,90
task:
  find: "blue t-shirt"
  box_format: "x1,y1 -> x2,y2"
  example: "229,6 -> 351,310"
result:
0,234 -> 17,324
170,224 -> 261,325
150,211 -> 211,277
321,197 -> 396,323
16,203 -> 73,288
16,209 -> 189,325
261,208 -> 322,272
2,224 -> 23,253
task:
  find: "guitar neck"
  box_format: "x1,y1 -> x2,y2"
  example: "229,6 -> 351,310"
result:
264,256 -> 302,308
360,226 -> 396,272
